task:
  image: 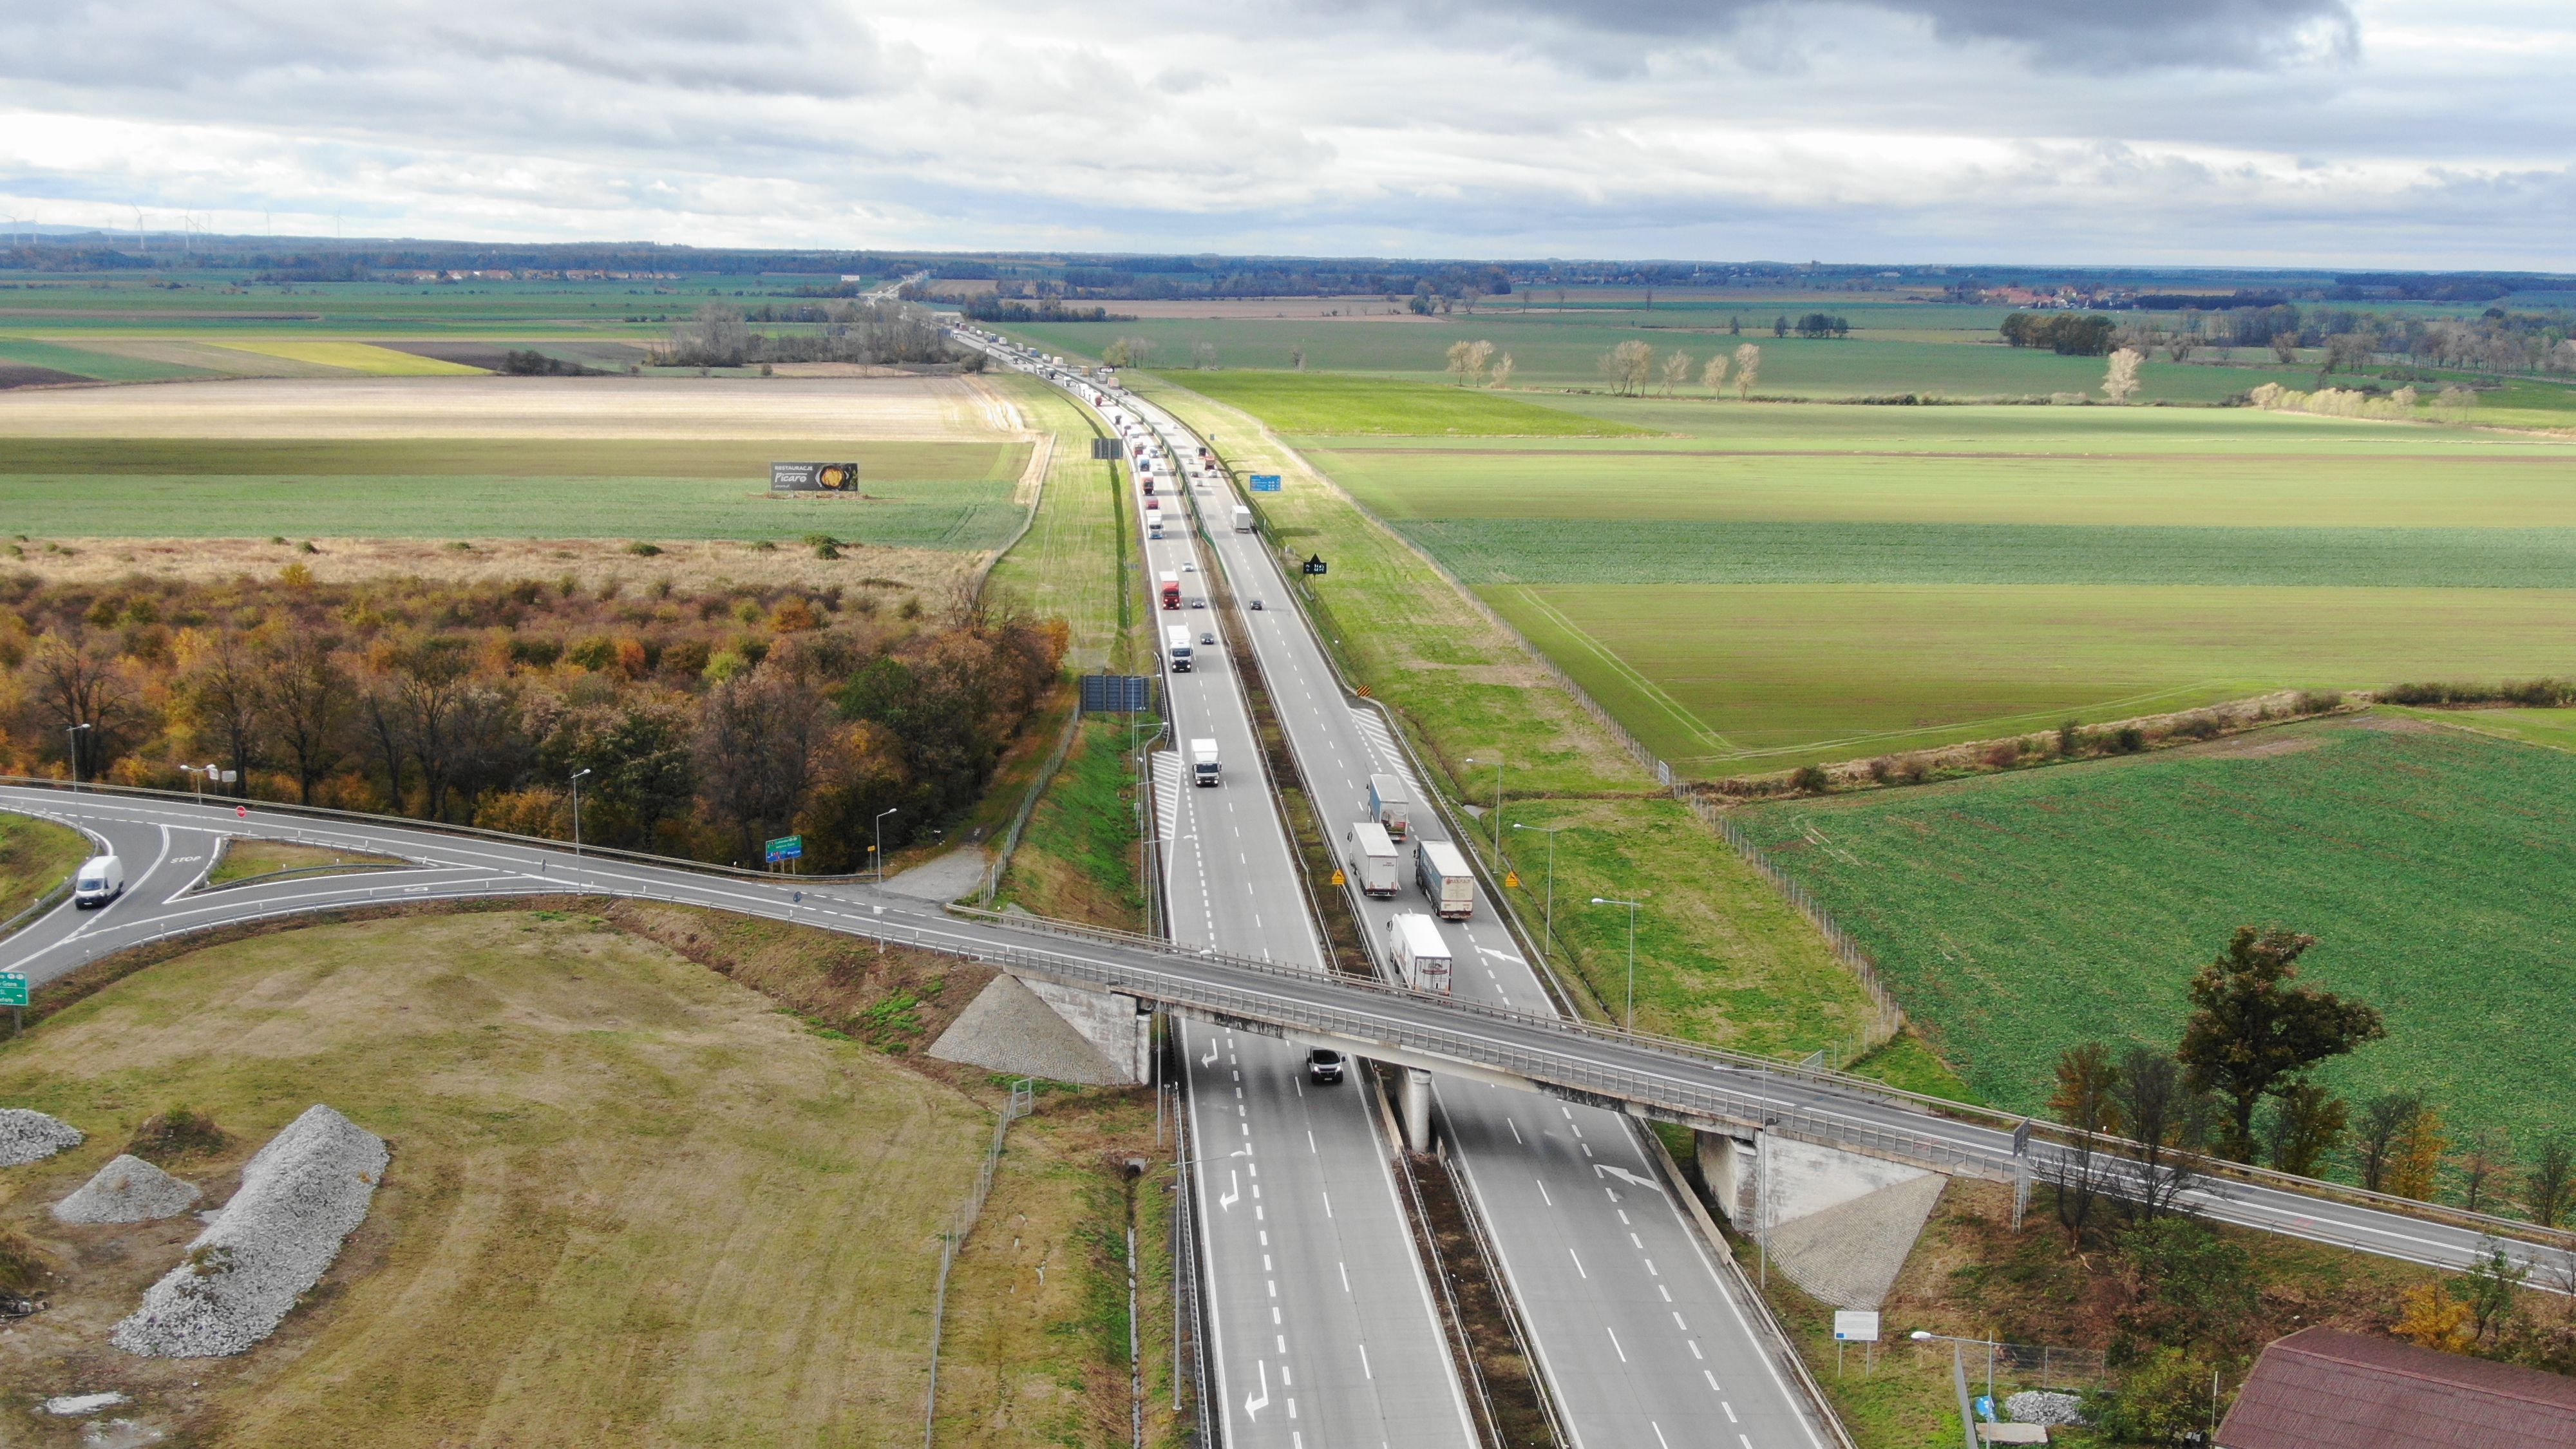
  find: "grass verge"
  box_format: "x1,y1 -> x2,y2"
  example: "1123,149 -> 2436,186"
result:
203,836 -> 407,887
0,811 -> 88,923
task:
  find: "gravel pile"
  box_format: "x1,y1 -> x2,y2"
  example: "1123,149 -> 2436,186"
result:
54,1155 -> 203,1224
0,1108 -> 84,1166
111,1105 -> 387,1358
2005,1390 -> 2088,1426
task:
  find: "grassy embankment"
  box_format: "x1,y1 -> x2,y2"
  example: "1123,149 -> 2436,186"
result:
1127,371 -> 1918,1075
0,905 -> 1171,1446
203,837 -> 408,886
1734,716 -> 2576,1170
978,375 -> 1156,929
0,812 -> 88,921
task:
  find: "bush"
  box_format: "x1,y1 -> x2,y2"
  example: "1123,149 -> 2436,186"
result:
1983,741 -> 2022,768
128,1106 -> 232,1162
625,541 -> 662,557
1866,756 -> 1894,783
2173,714 -> 2222,741
0,1222 -> 50,1296
1791,764 -> 1830,793
2296,690 -> 2343,714
2058,719 -> 2085,755
2112,726 -> 2146,753
509,636 -> 564,667
2093,1345 -> 2221,1444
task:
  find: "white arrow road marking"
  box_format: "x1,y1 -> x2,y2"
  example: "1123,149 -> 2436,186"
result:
1245,1361 -> 1270,1417
1596,1163 -> 1667,1195
1220,1171 -> 1240,1211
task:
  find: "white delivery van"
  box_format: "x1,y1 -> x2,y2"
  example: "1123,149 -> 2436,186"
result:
1342,822 -> 1400,897
1386,912 -> 1453,994
1414,838 -> 1475,920
1233,504 -> 1255,533
73,853 -> 125,909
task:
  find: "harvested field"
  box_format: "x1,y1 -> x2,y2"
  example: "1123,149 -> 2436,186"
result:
0,365 -> 86,389
0,535 -> 986,601
0,374 -> 1032,440
215,341 -> 486,376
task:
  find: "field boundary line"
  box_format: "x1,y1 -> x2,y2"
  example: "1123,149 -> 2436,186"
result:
1502,584 -> 1733,753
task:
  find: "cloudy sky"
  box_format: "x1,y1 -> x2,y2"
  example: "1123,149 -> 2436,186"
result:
1,0 -> 2568,266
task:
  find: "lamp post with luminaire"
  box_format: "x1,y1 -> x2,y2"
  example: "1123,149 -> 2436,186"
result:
875,807 -> 899,884
66,722 -> 91,791
569,768 -> 592,856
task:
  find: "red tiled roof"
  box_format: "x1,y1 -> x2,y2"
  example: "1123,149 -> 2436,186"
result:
2218,1327 -> 2576,1449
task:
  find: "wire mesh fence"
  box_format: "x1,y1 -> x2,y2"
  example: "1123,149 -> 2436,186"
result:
924,1079 -> 1035,1447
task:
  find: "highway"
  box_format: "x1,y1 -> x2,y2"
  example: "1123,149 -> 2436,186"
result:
1092,370 -> 1834,1449
1114,403 -> 1479,1448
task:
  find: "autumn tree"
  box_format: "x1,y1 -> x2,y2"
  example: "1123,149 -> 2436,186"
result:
2353,1093 -> 2422,1192
2048,1041 -> 2123,1235
1598,339 -> 1655,395
2177,927 -> 2385,1161
2261,1081 -> 2348,1178
1489,352 -> 1514,388
23,636 -> 140,781
262,630 -> 348,804
176,630 -> 265,796
1700,354 -> 1729,395
2101,346 -> 2144,403
2526,1137 -> 2573,1227
1660,349 -> 1691,396
2387,1103 -> 2447,1200
1732,343 -> 1760,400
696,663 -> 832,862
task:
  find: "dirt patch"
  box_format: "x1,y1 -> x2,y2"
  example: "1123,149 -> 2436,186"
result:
2170,731 -> 2327,759
0,534 -> 980,600
2350,712 -> 2440,733
0,365 -> 91,390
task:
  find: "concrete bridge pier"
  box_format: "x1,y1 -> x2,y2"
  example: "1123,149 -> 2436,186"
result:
1401,1068 -> 1434,1152
927,974 -> 1155,1084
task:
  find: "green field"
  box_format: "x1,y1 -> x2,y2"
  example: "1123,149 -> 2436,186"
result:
1198,389 -> 2576,768
1158,370 -> 1651,435
0,437 -> 1032,545
1731,716 -> 2576,1168
0,338 -> 216,382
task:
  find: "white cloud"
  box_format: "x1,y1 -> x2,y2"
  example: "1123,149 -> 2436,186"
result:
0,0 -> 2566,264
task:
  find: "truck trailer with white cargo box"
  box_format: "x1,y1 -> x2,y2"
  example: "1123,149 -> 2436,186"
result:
1165,624 -> 1194,672
1414,838 -> 1475,920
1341,822 -> 1399,897
1232,504 -> 1254,533
1367,773 -> 1411,840
1190,738 -> 1222,786
1385,913 -> 1452,994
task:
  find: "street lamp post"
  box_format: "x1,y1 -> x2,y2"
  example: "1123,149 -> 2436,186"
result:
569,768 -> 592,856
1511,822 -> 1562,963
875,807 -> 899,884
66,722 -> 91,791
1591,895 -> 1641,1032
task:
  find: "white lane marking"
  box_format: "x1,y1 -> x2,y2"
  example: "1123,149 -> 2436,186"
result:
1723,1402 -> 1738,1424
1508,1118 -> 1521,1144
1569,1249 -> 1587,1278
1605,1326 -> 1625,1361
1705,1370 -> 1721,1392
1653,1425 -> 1670,1449
1359,1343 -> 1372,1379
1536,1180 -> 1551,1206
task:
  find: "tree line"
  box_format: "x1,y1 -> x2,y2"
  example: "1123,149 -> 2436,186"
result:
1596,341 -> 1761,399
1,572 -> 1064,872
650,299 -> 965,368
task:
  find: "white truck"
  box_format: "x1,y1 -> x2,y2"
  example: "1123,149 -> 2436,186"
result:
72,853 -> 125,909
1165,623 -> 1194,672
1341,822 -> 1399,898
1190,738 -> 1222,786
1414,838 -> 1475,920
1386,912 -> 1453,994
1232,504 -> 1254,533
1367,773 -> 1412,840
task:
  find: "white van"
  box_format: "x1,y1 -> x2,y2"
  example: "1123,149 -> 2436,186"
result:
73,853 -> 125,909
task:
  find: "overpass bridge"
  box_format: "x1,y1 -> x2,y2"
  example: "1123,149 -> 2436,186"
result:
5,780 -> 2566,1293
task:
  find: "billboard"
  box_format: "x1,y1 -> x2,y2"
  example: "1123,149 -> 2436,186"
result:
772,461 -> 860,493
1249,474 -> 1282,492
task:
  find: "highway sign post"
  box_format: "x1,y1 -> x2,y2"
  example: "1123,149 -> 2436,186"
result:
1249,474 -> 1282,492
1833,1309 -> 1880,1375
1,971 -> 26,1037
1301,554 -> 1327,576
764,835 -> 803,868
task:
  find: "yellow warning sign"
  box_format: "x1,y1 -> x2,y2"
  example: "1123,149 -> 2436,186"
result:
1504,871 -> 1521,889
1330,869 -> 1346,886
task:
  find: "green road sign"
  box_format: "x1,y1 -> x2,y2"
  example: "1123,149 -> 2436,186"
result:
764,835 -> 804,862
0,973 -> 26,1008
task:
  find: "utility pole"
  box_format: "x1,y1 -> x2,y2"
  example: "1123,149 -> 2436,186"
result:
66,722 -> 91,791
569,768 -> 592,855
875,807 -> 899,884
1591,895 -> 1641,1032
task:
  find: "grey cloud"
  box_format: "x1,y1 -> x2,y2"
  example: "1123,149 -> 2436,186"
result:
1301,0 -> 2360,71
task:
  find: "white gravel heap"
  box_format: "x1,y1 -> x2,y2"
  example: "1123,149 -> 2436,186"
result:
54,1155 -> 204,1224
0,1108 -> 84,1166
110,1105 -> 387,1359
2005,1390 -> 2088,1426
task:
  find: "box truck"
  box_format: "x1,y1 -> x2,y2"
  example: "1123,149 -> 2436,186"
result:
1190,738 -> 1222,786
73,853 -> 125,909
1159,572 -> 1180,609
1232,504 -> 1254,534
1367,773 -> 1412,840
1165,623 -> 1194,672
1414,838 -> 1475,920
1386,912 -> 1453,994
1341,822 -> 1399,897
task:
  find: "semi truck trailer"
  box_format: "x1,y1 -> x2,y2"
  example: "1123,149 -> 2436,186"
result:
1165,624 -> 1194,672
1414,838 -> 1475,920
1341,822 -> 1399,897
1232,504 -> 1254,533
1367,773 -> 1412,840
1190,738 -> 1222,786
1385,912 -> 1452,994
1159,572 -> 1180,609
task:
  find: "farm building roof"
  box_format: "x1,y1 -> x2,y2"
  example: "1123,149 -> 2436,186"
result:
2217,1327 -> 2576,1449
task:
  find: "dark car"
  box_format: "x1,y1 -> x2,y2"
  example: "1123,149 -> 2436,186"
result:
1307,1048 -> 1345,1084
1199,632 -> 1216,645
1249,599 -> 1265,611
1190,597 -> 1208,609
